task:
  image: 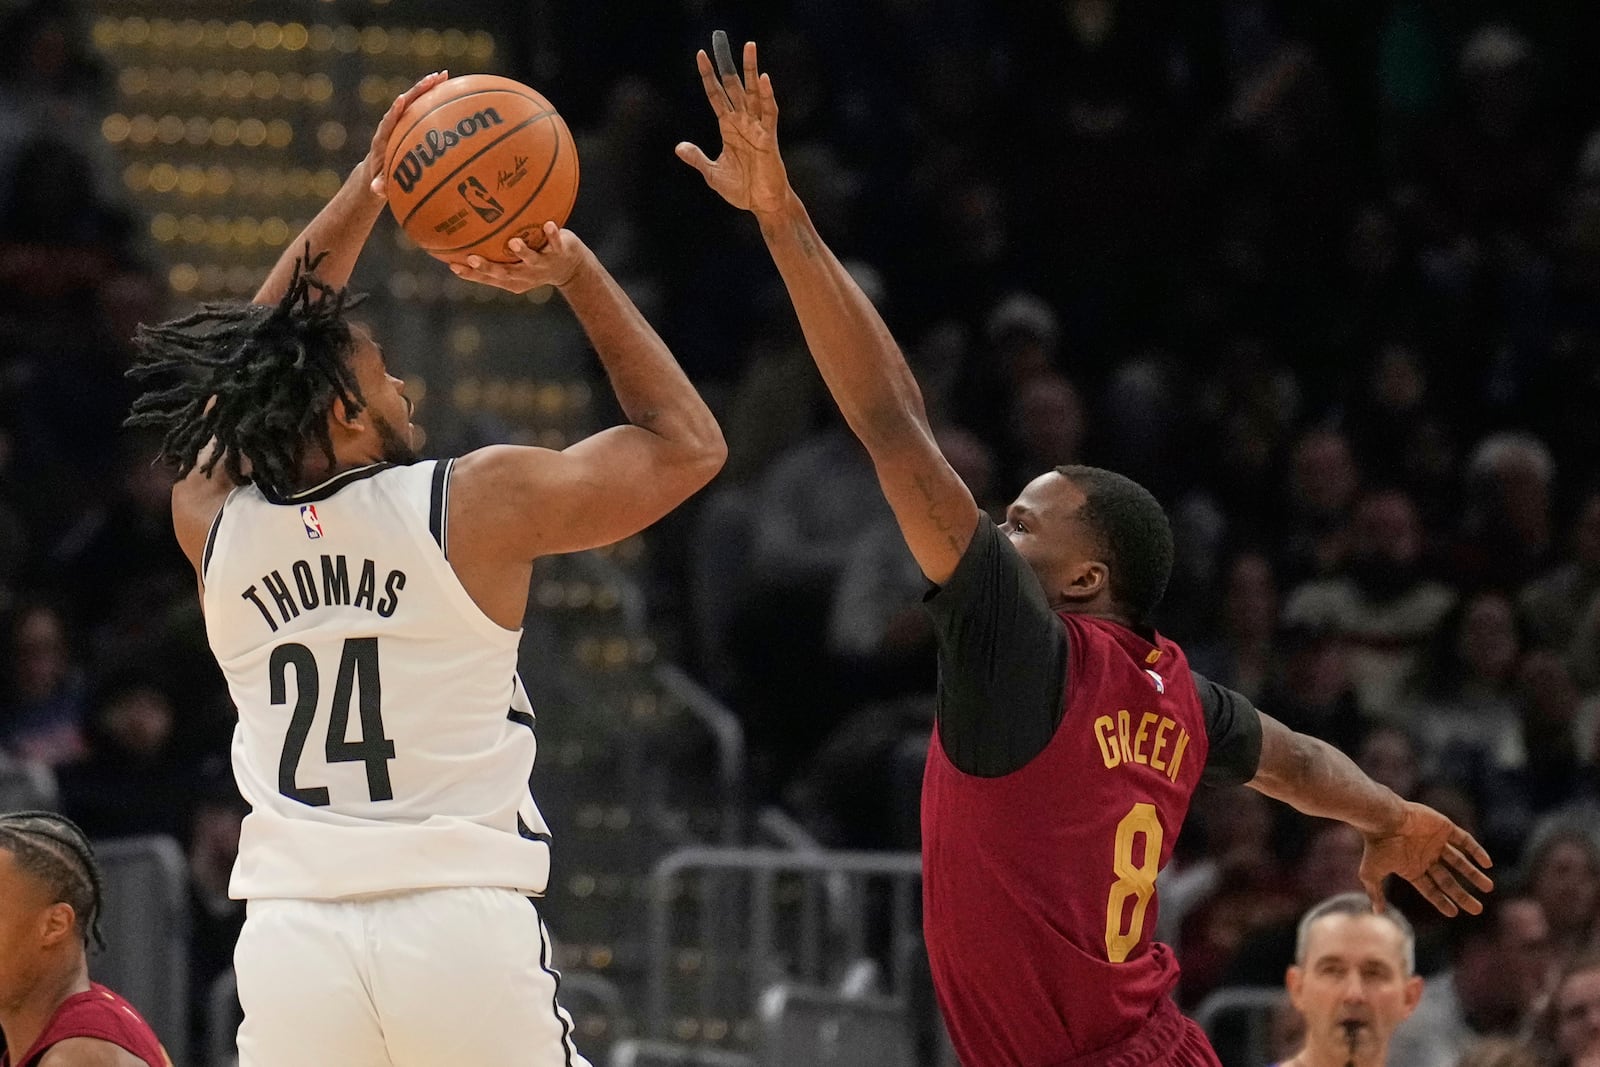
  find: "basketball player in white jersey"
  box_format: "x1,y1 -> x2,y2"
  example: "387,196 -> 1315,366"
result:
126,72 -> 726,1067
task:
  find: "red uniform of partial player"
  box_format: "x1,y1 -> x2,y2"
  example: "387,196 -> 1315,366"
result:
921,521 -> 1262,1067
0,984 -> 170,1067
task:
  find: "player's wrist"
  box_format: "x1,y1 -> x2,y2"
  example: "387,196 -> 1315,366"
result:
349,159 -> 385,203
752,186 -> 801,222
552,245 -> 600,291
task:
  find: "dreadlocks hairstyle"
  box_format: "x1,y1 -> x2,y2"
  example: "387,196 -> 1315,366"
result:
126,247 -> 369,500
1055,464 -> 1175,625
0,811 -> 105,950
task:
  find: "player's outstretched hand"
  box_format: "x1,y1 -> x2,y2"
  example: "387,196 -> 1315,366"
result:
1358,800 -> 1493,917
448,223 -> 593,293
676,34 -> 790,216
365,70 -> 450,200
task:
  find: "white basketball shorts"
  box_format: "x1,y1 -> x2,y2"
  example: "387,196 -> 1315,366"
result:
234,886 -> 589,1067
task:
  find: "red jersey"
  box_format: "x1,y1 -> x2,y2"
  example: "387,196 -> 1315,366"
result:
1,984 -> 170,1067
923,613 -> 1211,1066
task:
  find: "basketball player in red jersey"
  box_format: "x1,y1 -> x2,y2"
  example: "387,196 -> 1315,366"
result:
680,36 -> 1495,1067
0,812 -> 171,1067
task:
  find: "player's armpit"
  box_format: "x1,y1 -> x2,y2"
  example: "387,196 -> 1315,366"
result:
170,461 -> 233,576
447,432 -> 723,562
864,427 -> 983,586
36,1037 -> 151,1067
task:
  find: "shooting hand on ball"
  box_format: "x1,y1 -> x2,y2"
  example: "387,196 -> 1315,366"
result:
449,222 -> 592,293
676,37 -> 791,217
364,70 -> 450,200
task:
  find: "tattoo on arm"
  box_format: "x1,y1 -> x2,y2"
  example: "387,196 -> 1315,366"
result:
914,471 -> 966,554
792,219 -> 819,258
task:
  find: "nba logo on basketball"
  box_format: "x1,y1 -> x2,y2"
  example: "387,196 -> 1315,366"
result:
457,176 -> 505,222
301,505 -> 324,540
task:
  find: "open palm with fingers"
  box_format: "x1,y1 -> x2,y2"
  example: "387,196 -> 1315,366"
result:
1359,800 -> 1494,917
677,37 -> 791,216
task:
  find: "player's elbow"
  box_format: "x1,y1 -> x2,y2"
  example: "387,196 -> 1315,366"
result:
663,426 -> 727,496
682,420 -> 728,486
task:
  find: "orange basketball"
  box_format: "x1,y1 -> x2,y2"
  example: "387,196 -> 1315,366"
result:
384,74 -> 579,264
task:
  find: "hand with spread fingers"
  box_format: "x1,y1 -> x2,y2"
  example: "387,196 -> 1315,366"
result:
448,222 -> 592,293
676,36 -> 791,216
364,70 -> 451,200
1358,800 -> 1494,917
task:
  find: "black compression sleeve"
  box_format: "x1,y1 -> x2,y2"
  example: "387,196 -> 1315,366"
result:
1192,670 -> 1265,786
923,516 -> 1069,777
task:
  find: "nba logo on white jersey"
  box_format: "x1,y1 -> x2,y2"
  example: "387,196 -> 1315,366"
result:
301,504 -> 324,539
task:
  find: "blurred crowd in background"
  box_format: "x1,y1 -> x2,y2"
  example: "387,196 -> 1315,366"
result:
2,1 -> 1600,1064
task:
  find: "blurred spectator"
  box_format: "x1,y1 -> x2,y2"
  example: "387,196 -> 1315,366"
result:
1389,895 -> 1553,1067
1358,725 -> 1424,802
1098,353 -> 1181,497
1453,433 -> 1558,589
1216,821 -> 1367,993
1159,785 -> 1281,957
1194,337 -> 1301,529
1405,592 -> 1526,781
826,426 -> 999,695
1001,371 -> 1088,491
1453,1037 -> 1540,1067
1343,342 -> 1434,477
54,671 -> 189,841
1535,953 -> 1600,1067
1520,822 -> 1600,964
728,417 -> 895,789
1283,489 -> 1458,719
0,601 -> 87,766
1278,428 -> 1361,585
1520,487 -> 1600,682
1257,620 -> 1369,753
1188,550 -> 1279,702
1280,893 -> 1424,1067
0,0 -> 109,178
1505,652 -> 1600,819
956,292 -> 1062,447
0,745 -> 54,812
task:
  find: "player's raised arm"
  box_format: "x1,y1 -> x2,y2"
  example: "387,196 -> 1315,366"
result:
161,71 -> 449,573
253,70 -> 449,305
1248,712 -> 1495,917
445,223 -> 726,560
677,35 -> 980,584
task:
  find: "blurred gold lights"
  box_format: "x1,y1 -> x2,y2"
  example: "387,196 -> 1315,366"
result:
117,68 -> 334,104
103,113 -> 293,149
125,162 -> 343,200
93,17 -> 495,62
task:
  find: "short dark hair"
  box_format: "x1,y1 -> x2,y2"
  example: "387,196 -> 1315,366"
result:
126,247 -> 367,501
1056,465 -> 1174,623
0,811 -> 104,949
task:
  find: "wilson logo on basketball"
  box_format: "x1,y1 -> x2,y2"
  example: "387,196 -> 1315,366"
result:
390,108 -> 506,195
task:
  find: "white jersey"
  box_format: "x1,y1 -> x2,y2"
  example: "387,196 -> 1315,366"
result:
202,460 -> 551,900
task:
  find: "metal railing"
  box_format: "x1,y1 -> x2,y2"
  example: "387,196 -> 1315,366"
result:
96,836 -> 191,1067
644,847 -> 923,1042
1192,985 -> 1287,1067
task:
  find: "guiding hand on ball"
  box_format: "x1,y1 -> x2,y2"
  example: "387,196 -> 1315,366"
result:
365,70 -> 450,200
449,222 -> 591,293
